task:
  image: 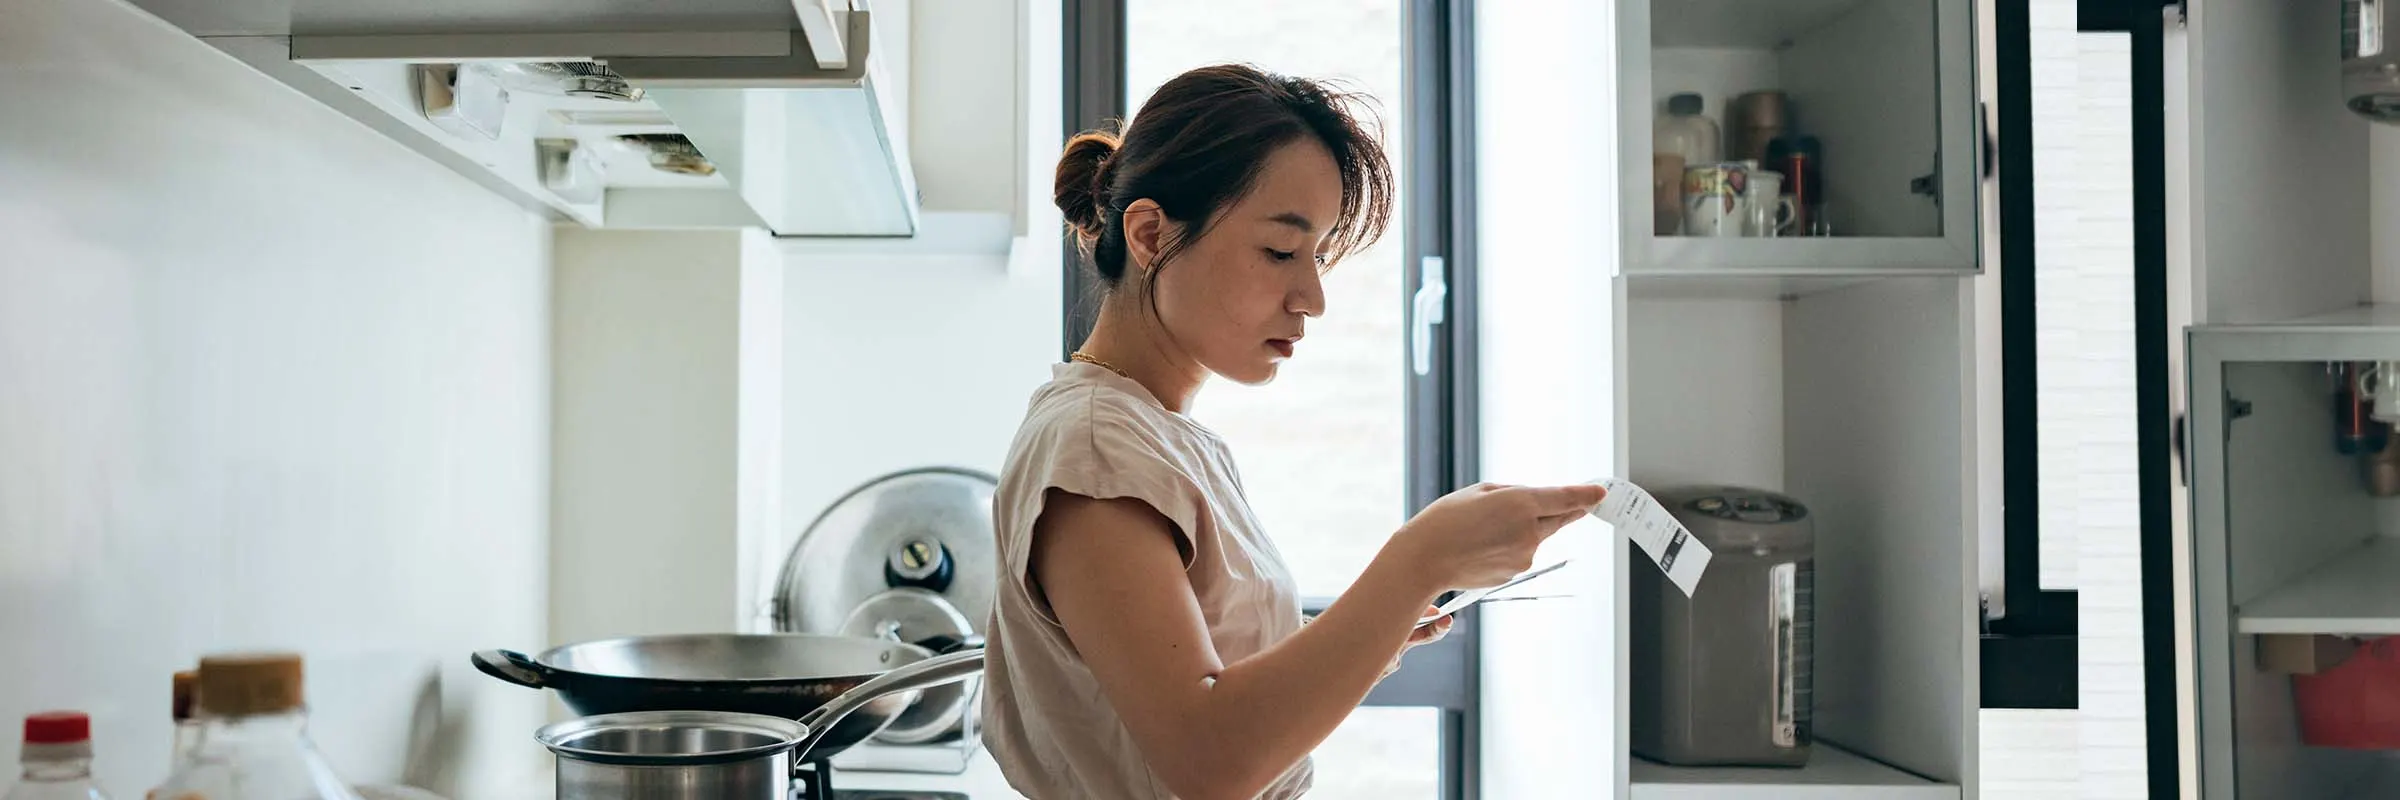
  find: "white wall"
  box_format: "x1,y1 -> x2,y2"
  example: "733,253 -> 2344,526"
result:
767,245 -> 1062,620
550,230 -> 785,647
0,0 -> 552,796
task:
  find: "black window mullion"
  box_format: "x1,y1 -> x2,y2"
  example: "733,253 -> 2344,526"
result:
1060,0 -> 1123,360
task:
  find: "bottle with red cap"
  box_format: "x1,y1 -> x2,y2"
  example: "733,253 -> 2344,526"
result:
6,711 -> 112,800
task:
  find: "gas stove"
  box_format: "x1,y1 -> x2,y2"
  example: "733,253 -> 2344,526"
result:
794,760 -> 969,800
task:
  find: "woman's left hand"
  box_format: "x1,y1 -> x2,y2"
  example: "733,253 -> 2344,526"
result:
1382,607 -> 1455,679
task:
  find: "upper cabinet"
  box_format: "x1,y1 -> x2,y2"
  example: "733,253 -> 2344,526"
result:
130,0 -> 1028,243
1618,0 -> 1980,277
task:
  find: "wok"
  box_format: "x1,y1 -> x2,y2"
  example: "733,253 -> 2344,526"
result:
473,633 -> 982,763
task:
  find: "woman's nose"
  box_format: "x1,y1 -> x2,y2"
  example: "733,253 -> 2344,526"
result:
1290,268 -> 1326,317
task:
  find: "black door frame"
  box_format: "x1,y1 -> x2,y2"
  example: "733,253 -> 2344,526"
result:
1060,2 -> 1486,797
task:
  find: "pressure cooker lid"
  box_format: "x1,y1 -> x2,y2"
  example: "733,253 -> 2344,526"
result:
773,467 -> 999,637
1651,485 -> 1813,550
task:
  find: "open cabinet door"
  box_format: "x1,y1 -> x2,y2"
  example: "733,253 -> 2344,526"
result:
2166,0 -> 2400,796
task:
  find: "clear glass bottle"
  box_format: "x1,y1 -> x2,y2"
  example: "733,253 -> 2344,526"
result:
149,654 -> 362,800
144,671 -> 201,800
6,711 -> 112,800
1655,92 -> 1721,166
168,672 -> 200,773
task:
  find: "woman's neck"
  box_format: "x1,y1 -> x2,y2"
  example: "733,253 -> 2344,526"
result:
1078,301 -> 1207,413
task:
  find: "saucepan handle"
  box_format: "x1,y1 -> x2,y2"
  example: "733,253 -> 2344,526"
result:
792,649 -> 986,762
471,649 -> 552,689
914,633 -> 986,655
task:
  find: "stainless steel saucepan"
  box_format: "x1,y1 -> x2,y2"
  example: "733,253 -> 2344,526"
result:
526,648 -> 986,800
473,632 -> 982,764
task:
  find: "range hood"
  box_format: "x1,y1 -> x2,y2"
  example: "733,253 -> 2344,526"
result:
200,4 -> 918,237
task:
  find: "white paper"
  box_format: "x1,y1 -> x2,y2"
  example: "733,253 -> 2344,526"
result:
1589,477 -> 1711,596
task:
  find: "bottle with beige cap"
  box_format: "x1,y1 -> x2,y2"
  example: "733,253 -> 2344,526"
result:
149,653 -> 362,800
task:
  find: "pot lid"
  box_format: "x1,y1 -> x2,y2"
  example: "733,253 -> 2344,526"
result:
842,588 -> 978,745
774,467 -> 999,637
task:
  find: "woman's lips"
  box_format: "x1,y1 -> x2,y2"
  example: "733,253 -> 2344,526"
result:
1268,339 -> 1296,358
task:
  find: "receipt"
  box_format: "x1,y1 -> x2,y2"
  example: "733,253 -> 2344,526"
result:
1590,478 -> 1711,596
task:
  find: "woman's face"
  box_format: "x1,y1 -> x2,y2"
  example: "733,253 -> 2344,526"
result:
1127,138 -> 1343,386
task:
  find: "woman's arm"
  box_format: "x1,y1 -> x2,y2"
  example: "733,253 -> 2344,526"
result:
1032,482 -> 1600,800
1030,489 -> 1445,800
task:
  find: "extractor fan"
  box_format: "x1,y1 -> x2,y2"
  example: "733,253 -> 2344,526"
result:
416,61 -> 646,142
612,134 -> 718,177
483,62 -> 645,103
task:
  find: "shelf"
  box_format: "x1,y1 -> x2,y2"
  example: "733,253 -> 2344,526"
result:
1653,0 -> 1874,48
2194,304 -> 2400,335
2238,538 -> 2400,635
1630,742 -> 1958,800
1634,237 -> 1975,278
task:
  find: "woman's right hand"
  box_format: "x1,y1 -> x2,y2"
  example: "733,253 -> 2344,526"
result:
1388,482 -> 1608,593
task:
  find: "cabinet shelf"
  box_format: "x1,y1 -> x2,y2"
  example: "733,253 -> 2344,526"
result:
1630,742 -> 1958,800
2237,537 -> 2400,635
2193,303 -> 2400,336
1634,237 -> 1976,278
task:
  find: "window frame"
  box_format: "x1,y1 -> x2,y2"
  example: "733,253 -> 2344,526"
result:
1980,0 -> 2095,712
1059,1 -> 1485,797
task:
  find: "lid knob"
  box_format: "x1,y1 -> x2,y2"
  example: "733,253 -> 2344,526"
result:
885,539 -> 955,592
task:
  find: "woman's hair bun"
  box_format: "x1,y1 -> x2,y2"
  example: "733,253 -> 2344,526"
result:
1055,130 -> 1120,239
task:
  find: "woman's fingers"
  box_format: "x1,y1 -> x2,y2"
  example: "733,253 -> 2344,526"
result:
1520,483 -> 1607,515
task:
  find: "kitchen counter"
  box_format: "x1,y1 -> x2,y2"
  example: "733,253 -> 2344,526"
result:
836,744 -> 1026,798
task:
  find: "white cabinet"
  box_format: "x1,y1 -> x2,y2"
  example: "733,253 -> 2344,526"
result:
1611,276 -> 1980,800
1595,1 -> 1987,797
2175,2 -> 2400,799
1617,0 -> 1981,277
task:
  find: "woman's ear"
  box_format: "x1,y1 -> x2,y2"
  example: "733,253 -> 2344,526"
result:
1121,198 -> 1165,278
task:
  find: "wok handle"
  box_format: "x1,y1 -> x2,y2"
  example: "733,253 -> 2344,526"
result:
793,649 -> 986,762
471,649 -> 551,689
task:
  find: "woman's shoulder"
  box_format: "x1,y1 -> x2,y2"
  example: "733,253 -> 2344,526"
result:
1012,369 -> 1204,470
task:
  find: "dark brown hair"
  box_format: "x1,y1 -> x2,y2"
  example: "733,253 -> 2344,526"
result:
1055,63 -> 1395,293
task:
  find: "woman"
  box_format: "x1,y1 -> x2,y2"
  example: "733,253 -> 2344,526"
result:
981,63 -> 1605,800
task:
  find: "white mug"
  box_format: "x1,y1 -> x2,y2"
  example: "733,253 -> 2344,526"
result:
1682,163 -> 1749,238
2359,361 -> 2400,421
1746,170 -> 1798,237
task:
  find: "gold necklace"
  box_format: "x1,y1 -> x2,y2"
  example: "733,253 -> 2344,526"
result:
1069,351 -> 1132,379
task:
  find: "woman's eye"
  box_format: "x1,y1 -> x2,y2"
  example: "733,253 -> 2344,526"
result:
1266,248 -> 1298,262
